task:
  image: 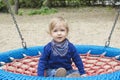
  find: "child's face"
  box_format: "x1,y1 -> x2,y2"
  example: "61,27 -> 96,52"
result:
50,23 -> 68,43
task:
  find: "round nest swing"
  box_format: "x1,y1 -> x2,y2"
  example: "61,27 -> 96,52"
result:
0,45 -> 120,80
0,1 -> 120,80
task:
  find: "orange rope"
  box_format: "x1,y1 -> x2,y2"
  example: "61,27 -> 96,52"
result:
2,54 -> 120,76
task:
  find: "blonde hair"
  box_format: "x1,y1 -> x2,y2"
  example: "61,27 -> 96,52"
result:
48,17 -> 69,34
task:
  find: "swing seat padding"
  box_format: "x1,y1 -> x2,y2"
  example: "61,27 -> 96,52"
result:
0,45 -> 120,80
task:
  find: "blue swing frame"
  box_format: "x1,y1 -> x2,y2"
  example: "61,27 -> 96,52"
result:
0,45 -> 120,80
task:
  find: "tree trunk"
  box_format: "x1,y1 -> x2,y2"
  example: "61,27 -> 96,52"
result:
14,0 -> 19,14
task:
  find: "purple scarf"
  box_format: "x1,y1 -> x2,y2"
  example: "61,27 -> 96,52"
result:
51,39 -> 69,56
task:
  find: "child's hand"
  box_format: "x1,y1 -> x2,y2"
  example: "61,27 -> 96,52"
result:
81,74 -> 87,77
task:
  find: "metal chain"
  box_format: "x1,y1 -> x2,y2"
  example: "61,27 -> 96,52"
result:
105,8 -> 120,47
5,0 -> 27,49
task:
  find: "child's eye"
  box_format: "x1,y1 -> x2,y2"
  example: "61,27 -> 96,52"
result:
53,30 -> 57,32
61,29 -> 65,31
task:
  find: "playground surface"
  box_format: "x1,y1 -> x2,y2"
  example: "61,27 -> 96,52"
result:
0,7 -> 120,52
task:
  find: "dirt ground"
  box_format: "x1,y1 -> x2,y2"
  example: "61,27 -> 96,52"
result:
0,7 -> 120,52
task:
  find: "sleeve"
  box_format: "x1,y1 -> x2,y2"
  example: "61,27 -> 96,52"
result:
70,44 -> 86,75
37,44 -> 51,76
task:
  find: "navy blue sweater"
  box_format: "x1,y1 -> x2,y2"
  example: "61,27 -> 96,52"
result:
37,42 -> 85,76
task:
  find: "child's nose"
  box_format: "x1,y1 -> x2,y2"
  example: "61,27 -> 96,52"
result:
57,31 -> 61,35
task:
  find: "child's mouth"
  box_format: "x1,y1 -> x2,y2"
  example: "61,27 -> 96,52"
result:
57,37 -> 62,39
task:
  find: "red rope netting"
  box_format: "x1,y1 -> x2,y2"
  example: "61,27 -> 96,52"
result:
1,53 -> 120,76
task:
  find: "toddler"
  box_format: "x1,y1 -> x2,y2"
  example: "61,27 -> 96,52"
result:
37,17 -> 86,77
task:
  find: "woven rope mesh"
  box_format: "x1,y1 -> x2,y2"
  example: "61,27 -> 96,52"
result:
2,53 -> 120,76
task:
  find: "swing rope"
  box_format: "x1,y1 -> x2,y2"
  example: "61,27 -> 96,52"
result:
105,8 -> 120,47
5,0 -> 27,49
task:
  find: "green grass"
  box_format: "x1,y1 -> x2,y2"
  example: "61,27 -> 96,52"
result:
18,7 -> 58,16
